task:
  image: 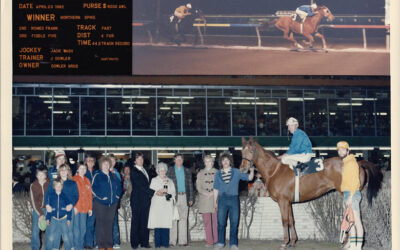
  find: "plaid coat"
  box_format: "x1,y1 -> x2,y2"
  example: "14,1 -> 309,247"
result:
167,166 -> 194,206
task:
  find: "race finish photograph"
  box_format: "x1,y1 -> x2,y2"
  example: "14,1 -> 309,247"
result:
132,0 -> 390,75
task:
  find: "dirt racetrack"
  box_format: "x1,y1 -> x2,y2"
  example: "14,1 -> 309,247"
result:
133,44 -> 389,75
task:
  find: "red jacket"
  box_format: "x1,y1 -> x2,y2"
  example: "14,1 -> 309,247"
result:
73,175 -> 93,213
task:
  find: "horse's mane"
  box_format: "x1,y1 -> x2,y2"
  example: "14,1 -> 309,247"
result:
254,141 -> 278,159
317,5 -> 328,10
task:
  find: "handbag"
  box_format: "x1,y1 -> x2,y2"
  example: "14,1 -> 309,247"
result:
173,198 -> 180,221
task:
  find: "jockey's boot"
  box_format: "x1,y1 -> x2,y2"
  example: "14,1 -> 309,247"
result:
295,162 -> 305,171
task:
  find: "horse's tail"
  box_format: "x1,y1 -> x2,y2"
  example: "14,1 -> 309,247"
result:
359,160 -> 383,206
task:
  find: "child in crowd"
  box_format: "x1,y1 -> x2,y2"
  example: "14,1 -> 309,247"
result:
45,177 -> 73,250
29,165 -> 50,250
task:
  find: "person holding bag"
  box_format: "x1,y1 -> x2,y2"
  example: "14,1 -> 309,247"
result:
148,162 -> 176,248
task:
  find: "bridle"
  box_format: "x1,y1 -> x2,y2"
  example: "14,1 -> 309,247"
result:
242,144 -> 257,169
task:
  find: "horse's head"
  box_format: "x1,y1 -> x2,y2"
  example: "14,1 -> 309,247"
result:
240,136 -> 257,173
317,6 -> 335,22
193,8 -> 205,19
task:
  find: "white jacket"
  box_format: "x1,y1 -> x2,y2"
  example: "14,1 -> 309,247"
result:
147,176 -> 176,229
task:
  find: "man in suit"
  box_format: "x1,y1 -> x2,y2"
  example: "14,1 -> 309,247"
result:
167,153 -> 194,246
130,152 -> 154,250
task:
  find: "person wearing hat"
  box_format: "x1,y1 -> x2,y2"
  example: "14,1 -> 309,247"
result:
29,165 -> 50,250
277,117 -> 313,169
296,3 -> 318,23
337,141 -> 363,250
174,3 -> 192,24
48,150 -> 67,181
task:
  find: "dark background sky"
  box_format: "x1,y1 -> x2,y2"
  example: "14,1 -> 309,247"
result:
133,0 -> 386,19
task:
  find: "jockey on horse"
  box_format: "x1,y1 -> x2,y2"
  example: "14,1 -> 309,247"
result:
277,117 -> 313,170
295,3 -> 318,23
173,3 -> 192,32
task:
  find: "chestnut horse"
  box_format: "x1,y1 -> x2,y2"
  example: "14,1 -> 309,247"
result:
259,6 -> 334,49
239,137 -> 383,250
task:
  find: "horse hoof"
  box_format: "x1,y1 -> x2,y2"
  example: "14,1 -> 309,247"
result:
279,244 -> 287,250
296,44 -> 304,49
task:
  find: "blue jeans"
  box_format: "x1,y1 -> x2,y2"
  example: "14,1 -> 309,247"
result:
31,209 -> 45,250
73,212 -> 88,250
113,209 -> 121,245
217,195 -> 240,247
343,190 -> 362,211
154,228 -> 170,248
84,207 -> 97,247
47,217 -> 72,250
68,212 -> 75,247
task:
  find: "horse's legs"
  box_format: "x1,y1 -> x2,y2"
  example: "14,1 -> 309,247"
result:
288,204 -> 298,247
315,32 -> 327,49
281,29 -> 302,49
278,200 -> 290,249
302,33 -> 315,48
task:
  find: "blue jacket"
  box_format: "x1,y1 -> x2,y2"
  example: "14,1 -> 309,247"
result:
286,129 -> 313,155
92,171 -> 122,206
85,169 -> 98,183
45,179 -> 79,206
45,190 -> 72,221
298,5 -> 316,17
213,168 -> 249,197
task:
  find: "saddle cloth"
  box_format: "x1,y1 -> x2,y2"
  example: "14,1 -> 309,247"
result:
292,157 -> 325,177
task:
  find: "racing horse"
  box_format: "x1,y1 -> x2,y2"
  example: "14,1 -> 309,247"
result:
240,137 -> 383,250
155,8 -> 206,46
259,6 -> 334,49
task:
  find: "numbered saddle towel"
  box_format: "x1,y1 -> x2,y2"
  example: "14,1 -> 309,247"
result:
294,157 -> 325,177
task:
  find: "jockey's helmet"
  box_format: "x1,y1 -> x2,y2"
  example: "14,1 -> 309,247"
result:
286,117 -> 299,126
337,141 -> 350,150
311,3 -> 317,9
186,3 -> 192,9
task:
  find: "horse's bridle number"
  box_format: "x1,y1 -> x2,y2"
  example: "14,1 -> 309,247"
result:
315,159 -> 324,171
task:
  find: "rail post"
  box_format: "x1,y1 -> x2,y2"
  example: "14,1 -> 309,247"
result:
147,30 -> 153,44
255,26 -> 261,47
197,26 -> 204,45
362,28 -> 367,49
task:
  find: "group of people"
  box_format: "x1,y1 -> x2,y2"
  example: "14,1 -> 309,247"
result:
28,149 -> 255,250
30,152 -> 130,250
28,115 -> 364,250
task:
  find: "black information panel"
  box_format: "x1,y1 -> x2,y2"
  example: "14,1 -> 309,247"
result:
14,0 -> 132,74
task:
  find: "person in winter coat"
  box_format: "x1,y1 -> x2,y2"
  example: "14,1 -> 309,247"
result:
91,156 -> 122,250
196,155 -> 218,247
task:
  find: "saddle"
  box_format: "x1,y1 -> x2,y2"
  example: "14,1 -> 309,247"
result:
293,157 -> 325,177
292,14 -> 304,23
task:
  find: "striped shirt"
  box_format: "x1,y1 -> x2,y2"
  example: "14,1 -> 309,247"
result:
221,169 -> 231,184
